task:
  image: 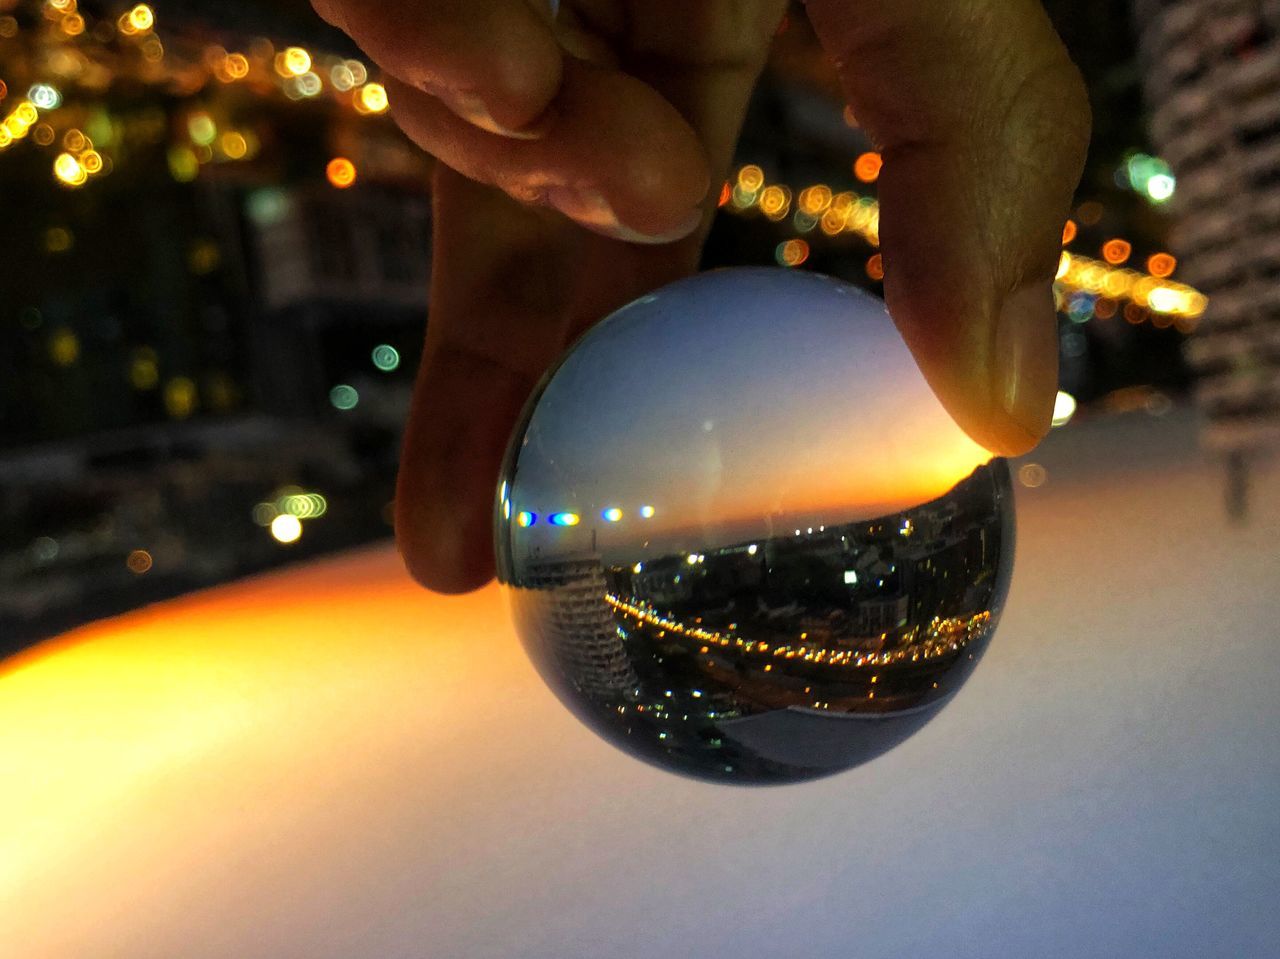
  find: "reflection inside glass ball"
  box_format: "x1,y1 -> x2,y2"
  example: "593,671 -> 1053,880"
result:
496,268 -> 1014,785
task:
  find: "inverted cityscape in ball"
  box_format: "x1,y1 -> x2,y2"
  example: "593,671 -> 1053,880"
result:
495,268 -> 1015,785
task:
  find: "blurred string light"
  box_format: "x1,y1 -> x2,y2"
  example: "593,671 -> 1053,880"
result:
0,9 -> 388,190
1056,251 -> 1205,327
0,9 -> 1205,335
723,162 -> 1207,327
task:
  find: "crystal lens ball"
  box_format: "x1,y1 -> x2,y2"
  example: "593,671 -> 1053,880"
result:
496,267 -> 1015,785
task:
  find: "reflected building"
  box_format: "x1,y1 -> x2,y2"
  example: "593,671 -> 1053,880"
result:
518,555 -> 639,701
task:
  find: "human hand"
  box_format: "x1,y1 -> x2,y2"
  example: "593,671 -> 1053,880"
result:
310,0 -> 1089,594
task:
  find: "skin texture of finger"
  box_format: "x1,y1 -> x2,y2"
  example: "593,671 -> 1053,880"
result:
397,170 -> 707,592
310,0 -> 561,135
396,3 -> 785,592
806,0 -> 1090,456
385,57 -> 712,241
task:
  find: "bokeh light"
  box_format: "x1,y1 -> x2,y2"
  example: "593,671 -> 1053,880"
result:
1148,253 -> 1177,278
371,344 -> 400,371
776,238 -> 809,267
357,83 -> 389,114
1052,391 -> 1077,428
326,157 -> 356,188
270,513 -> 303,544
126,550 -> 153,574
329,384 -> 359,411
853,151 -> 882,183
1102,239 -> 1132,265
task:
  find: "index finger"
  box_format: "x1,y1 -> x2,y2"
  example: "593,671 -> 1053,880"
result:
806,0 -> 1090,456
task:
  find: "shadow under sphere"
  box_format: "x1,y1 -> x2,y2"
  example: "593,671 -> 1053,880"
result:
496,268 -> 1015,784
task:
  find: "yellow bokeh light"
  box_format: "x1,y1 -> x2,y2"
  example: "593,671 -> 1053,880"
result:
167,145 -> 199,182
735,164 -> 764,193
44,227 -> 73,253
326,156 -> 357,188
1056,251 -> 1071,280
187,112 -> 216,146
163,377 -> 198,420
776,238 -> 809,268
221,131 -> 247,159
1062,219 -> 1077,245
49,329 -> 80,366
128,4 -> 155,32
270,513 -> 303,544
281,47 -> 312,77
225,53 -> 250,79
357,82 -> 389,113
129,351 -> 159,390
53,152 -> 86,187
79,149 -> 102,174
758,184 -> 789,219
798,185 -> 832,216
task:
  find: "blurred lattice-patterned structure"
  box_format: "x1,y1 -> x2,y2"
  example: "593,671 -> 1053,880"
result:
1136,0 -> 1280,511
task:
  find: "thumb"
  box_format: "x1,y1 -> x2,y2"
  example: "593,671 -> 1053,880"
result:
806,0 -> 1090,456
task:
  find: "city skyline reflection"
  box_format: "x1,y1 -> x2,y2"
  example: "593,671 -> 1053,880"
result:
497,269 -> 1016,783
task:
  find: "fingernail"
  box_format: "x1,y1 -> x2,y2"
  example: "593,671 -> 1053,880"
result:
994,282 -> 1059,446
546,186 -> 703,244
445,91 -> 547,140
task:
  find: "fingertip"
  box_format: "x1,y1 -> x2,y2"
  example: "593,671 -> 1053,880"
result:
394,486 -> 496,595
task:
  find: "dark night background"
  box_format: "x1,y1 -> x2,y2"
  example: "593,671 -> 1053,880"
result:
0,0 -> 1229,651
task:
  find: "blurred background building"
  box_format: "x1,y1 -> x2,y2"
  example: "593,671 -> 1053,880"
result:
0,0 -> 1232,651
1134,0 -> 1280,516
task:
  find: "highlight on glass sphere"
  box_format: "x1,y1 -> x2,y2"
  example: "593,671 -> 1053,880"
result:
495,268 -> 1015,785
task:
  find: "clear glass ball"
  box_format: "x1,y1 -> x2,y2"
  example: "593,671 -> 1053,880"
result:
496,268 -> 1015,784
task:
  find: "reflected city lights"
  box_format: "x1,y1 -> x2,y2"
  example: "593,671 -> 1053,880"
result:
497,269 -> 1013,783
